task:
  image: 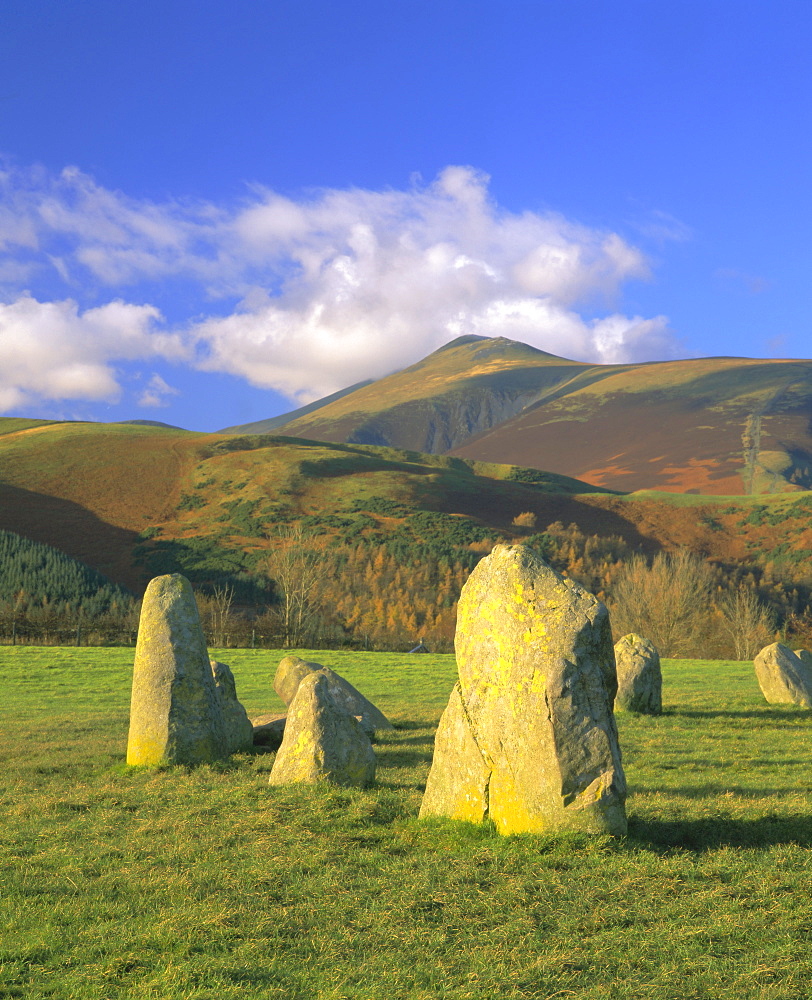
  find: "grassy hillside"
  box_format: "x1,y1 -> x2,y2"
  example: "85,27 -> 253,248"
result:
251,335 -> 812,495
4,648 -> 812,998
2,416 -> 812,651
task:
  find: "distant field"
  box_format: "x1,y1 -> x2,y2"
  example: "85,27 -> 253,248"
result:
3,649 -> 812,998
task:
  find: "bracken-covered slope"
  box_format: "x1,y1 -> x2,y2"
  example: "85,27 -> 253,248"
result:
3,418 -> 812,636
259,336 -> 812,495
0,418 -> 615,593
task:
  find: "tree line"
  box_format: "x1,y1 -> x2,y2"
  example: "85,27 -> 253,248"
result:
1,518 -> 808,658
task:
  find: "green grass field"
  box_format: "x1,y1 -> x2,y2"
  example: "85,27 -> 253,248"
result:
3,648 -> 812,999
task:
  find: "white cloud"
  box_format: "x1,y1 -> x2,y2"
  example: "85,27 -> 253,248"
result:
0,294 -> 184,413
0,161 -> 680,406
138,372 -> 181,408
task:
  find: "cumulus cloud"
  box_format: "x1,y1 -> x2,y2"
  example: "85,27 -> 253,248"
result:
138,373 -> 181,408
0,294 -> 183,413
0,161 -> 678,406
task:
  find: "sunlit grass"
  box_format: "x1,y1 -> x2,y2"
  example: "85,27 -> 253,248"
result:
3,649 -> 812,998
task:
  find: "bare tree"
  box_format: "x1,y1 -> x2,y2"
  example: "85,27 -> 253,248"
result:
195,583 -> 236,647
266,525 -> 322,648
719,585 -> 775,660
609,548 -> 715,657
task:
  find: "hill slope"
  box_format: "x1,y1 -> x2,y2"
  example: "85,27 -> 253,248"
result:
255,336 -> 812,495
3,417 -> 812,651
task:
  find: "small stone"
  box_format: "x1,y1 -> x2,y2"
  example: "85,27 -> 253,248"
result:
614,634 -> 662,714
127,574 -> 227,766
274,655 -> 393,733
268,673 -> 376,787
754,643 -> 812,707
210,659 -> 254,753
420,544 -> 626,836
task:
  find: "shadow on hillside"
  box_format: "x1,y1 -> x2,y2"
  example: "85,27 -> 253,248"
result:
406,475 -> 660,550
628,813 -> 812,851
0,483 -> 143,592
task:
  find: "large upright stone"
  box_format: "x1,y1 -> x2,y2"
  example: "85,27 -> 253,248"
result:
420,544 -> 626,836
268,672 -> 376,787
614,633 -> 662,714
274,655 -> 393,733
754,643 -> 812,707
126,574 -> 228,765
210,659 -> 254,753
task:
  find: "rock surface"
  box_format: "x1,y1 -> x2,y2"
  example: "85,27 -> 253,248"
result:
127,574 -> 228,765
614,634 -> 662,714
251,713 -> 287,751
420,544 -> 626,836
274,655 -> 393,732
268,673 -> 376,787
210,659 -> 254,753
754,643 -> 812,706
794,649 -> 812,670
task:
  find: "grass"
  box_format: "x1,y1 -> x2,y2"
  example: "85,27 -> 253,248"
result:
3,649 -> 812,998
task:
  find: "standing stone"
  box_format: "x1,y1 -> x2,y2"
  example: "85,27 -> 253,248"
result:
210,659 -> 254,753
268,672 -> 376,787
754,642 -> 812,707
614,634 -> 662,714
127,574 -> 228,765
274,655 -> 393,733
420,544 -> 626,836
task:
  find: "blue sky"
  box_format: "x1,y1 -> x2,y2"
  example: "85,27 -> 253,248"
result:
1,0 -> 810,431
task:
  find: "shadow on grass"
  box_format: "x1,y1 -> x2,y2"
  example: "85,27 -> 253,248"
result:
666,708 -> 810,723
628,813 -> 812,851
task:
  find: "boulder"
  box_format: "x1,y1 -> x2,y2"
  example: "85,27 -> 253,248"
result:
210,659 -> 254,753
420,544 -> 626,836
754,643 -> 812,706
127,574 -> 228,765
614,634 -> 662,714
274,655 -> 393,733
251,712 -> 287,751
268,672 -> 376,787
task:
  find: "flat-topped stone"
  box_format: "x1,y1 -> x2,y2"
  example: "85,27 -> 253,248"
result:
614,633 -> 662,714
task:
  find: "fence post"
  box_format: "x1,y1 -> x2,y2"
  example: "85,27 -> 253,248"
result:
76,626 -> 81,647
11,622 -> 16,646
251,628 -> 256,649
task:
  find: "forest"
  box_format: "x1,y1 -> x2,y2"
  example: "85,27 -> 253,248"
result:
1,508 -> 810,659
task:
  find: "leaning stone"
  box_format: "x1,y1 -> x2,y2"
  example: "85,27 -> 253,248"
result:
274,655 -> 393,732
420,544 -> 626,836
754,643 -> 812,707
268,673 -> 376,787
127,574 -> 228,765
210,659 -> 254,753
614,634 -> 662,714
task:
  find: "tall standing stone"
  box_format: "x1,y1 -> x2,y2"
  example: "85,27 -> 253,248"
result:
269,672 -> 376,787
754,642 -> 812,707
127,574 -> 228,765
614,633 -> 662,714
420,544 -> 626,836
210,659 -> 255,753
